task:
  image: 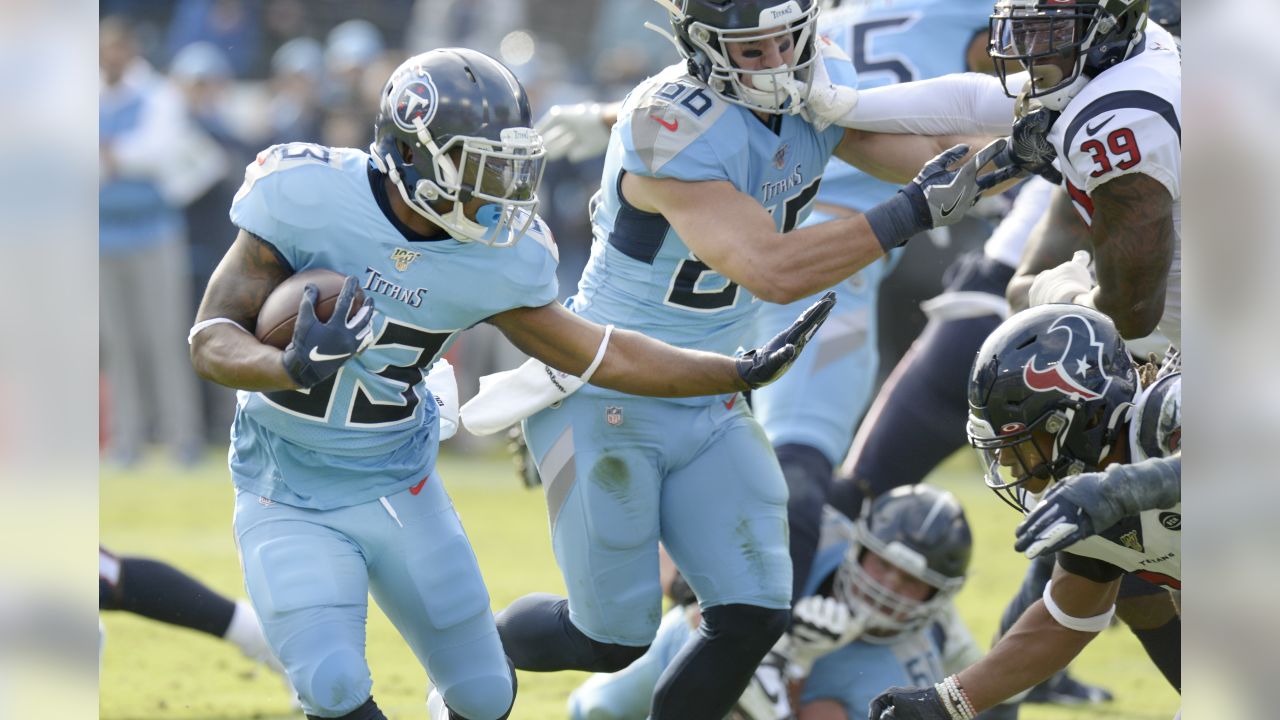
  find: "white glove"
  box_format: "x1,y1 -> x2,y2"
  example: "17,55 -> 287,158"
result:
1028,250 -> 1095,307
535,103 -> 611,162
800,37 -> 859,132
787,595 -> 866,676
424,359 -> 460,440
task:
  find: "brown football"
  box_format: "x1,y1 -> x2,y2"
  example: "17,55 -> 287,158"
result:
254,269 -> 365,349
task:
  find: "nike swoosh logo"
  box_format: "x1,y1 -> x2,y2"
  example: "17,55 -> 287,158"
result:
723,394 -> 737,411
309,347 -> 352,363
650,114 -> 679,132
939,195 -> 963,217
1086,114 -> 1116,136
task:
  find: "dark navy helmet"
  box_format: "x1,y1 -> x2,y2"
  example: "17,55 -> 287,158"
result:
967,305 -> 1138,511
989,0 -> 1151,111
369,48 -> 545,246
834,485 -> 972,641
657,0 -> 820,115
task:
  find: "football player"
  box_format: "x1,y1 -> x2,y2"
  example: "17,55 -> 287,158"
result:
569,487 -> 990,720
870,304 -> 1181,718
189,48 -> 834,720
493,1 -> 1010,716
809,0 -> 1182,349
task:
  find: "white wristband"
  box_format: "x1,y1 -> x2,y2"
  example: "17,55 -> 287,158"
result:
578,324 -> 614,384
188,317 -> 250,345
1042,582 -> 1115,632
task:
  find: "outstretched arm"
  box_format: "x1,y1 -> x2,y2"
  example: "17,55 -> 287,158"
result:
488,294 -> 832,397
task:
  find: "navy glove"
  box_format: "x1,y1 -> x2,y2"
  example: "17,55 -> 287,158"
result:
736,291 -> 836,389
281,276 -> 374,389
866,140 -> 1010,251
992,107 -> 1063,185
869,686 -> 950,720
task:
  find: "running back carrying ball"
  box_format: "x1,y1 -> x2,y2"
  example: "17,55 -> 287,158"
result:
255,268 -> 365,349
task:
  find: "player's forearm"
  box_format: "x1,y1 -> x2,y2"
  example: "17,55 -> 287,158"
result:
739,216 -> 885,304
190,325 -> 299,392
590,329 -> 746,397
955,601 -> 1097,711
837,73 -> 1015,136
1101,455 -> 1181,516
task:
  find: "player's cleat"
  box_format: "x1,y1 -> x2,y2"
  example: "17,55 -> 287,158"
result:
1024,670 -> 1114,705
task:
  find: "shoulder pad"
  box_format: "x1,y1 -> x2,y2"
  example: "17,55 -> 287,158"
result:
230,143 -> 350,239
620,69 -> 739,177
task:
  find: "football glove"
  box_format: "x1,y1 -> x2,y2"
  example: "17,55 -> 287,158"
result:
281,276 -> 374,389
1027,250 -> 1094,307
736,292 -> 836,389
1014,455 -> 1182,559
865,140 -> 1010,250
535,103 -> 611,163
788,595 -> 866,676
869,686 -> 951,720
993,107 -> 1063,185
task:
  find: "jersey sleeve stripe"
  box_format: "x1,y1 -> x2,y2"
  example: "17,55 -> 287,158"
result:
606,172 -> 671,264
1062,90 -> 1181,152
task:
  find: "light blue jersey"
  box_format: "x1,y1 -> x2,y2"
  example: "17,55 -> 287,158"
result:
569,59 -> 850,392
753,0 -> 992,463
229,143 -> 558,509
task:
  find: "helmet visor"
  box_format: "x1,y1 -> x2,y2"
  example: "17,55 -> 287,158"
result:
454,127 -> 546,205
989,3 -> 1098,99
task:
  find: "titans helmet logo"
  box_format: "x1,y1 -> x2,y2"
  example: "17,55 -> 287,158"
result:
393,75 -> 439,132
1021,314 -> 1112,401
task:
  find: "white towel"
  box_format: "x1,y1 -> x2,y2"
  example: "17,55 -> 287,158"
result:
460,358 -> 585,436
424,359 -> 460,440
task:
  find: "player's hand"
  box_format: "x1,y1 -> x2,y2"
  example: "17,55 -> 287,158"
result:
535,103 -> 611,162
1015,468 -> 1128,558
868,686 -> 950,720
281,276 -> 374,389
903,140 -> 1010,230
788,595 -> 866,675
736,292 -> 836,389
800,37 -> 859,132
1028,250 -> 1093,306
993,107 -> 1063,185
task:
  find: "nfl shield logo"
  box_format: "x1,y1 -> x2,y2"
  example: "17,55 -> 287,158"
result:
605,406 -> 624,426
773,143 -> 789,169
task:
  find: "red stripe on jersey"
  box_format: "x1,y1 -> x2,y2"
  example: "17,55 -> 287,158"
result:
1135,569 -> 1180,590
1066,178 -> 1094,222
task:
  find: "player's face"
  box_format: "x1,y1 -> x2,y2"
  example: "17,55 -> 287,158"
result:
994,428 -> 1055,492
724,31 -> 797,81
861,551 -> 933,603
996,11 -> 1079,92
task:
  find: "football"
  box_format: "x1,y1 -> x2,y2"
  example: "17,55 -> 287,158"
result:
254,268 -> 365,349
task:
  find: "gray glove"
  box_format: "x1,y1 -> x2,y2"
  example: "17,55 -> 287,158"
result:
1014,455 -> 1182,558
993,107 -> 1063,185
865,140 -> 1010,251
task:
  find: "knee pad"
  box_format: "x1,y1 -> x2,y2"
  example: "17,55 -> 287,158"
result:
701,604 -> 790,653
441,657 -> 518,720
295,646 -> 373,717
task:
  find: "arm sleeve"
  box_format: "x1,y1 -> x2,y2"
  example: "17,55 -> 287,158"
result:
1102,454 -> 1181,516
841,72 -> 1020,136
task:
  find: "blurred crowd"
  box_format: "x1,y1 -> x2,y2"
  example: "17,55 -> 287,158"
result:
99,0 -> 984,466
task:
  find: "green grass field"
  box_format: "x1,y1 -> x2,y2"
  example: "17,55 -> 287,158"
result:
101,449 -> 1178,720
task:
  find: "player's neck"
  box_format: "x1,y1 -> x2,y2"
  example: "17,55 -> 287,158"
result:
383,175 -> 451,239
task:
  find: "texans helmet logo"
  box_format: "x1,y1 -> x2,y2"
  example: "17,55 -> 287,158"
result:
393,76 -> 439,132
1022,314 -> 1112,401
